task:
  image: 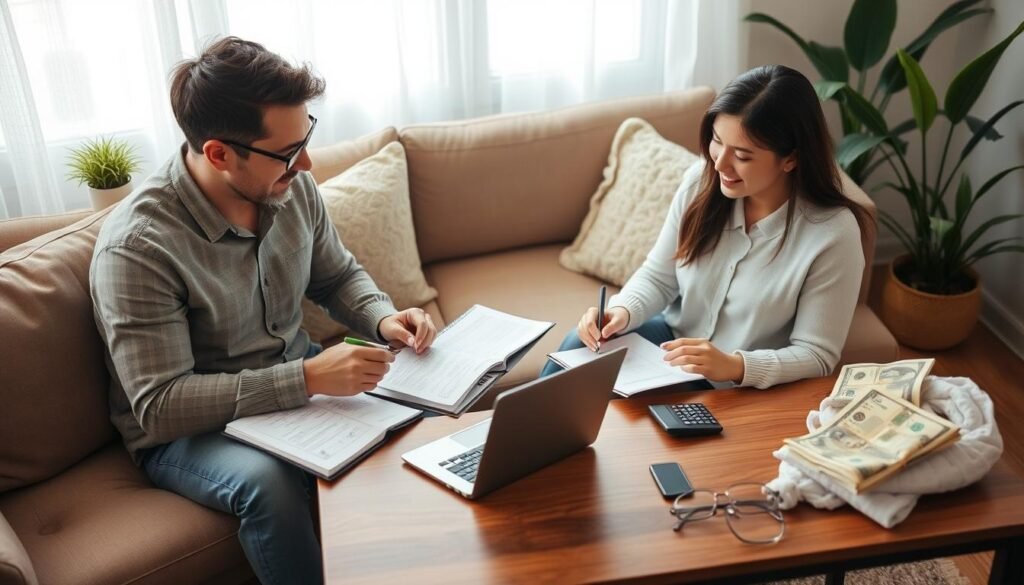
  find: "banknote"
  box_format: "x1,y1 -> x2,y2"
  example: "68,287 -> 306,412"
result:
829,358 -> 935,406
785,388 -> 959,492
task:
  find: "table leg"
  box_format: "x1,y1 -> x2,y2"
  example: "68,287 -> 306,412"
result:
989,537 -> 1024,585
824,571 -> 845,585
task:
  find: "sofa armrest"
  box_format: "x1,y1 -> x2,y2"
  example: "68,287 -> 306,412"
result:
0,511 -> 38,585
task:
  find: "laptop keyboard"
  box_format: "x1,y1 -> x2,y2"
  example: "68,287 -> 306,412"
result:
439,445 -> 484,483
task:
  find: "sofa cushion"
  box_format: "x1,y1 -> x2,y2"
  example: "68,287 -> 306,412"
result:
0,443 -> 248,585
0,511 -> 37,585
423,244 -> 618,409
308,126 -> 399,185
0,210 -> 116,492
0,210 -> 95,253
401,87 -> 715,264
560,117 -> 700,286
305,141 -> 439,343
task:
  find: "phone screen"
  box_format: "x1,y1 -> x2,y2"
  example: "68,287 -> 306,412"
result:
650,462 -> 694,499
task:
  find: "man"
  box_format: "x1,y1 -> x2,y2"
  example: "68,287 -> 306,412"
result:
90,36 -> 435,584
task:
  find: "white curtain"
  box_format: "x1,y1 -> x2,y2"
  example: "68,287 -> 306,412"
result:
0,0 -> 746,218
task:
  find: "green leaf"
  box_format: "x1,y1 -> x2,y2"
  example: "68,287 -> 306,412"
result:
814,80 -> 847,101
836,133 -> 887,168
890,118 -> 917,136
965,238 -> 1024,265
960,214 -> 1024,257
877,3 -> 989,94
945,21 -> 1024,123
954,174 -> 972,221
972,165 -> 1024,206
897,49 -> 937,133
845,0 -> 897,71
807,42 -> 850,82
966,114 -> 1003,141
745,13 -> 849,81
838,87 -> 889,134
930,215 -> 955,243
884,4 -> 990,92
959,101 -> 1024,164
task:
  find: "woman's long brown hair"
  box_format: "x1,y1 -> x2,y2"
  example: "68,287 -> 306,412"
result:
676,65 -> 868,264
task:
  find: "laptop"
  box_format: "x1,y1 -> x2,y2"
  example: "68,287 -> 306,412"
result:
402,347 -> 627,499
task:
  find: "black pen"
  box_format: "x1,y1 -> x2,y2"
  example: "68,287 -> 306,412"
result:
596,285 -> 607,353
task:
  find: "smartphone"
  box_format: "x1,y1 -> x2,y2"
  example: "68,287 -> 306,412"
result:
649,462 -> 694,499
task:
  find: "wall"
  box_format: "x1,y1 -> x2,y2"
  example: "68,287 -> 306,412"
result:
743,0 -> 1023,357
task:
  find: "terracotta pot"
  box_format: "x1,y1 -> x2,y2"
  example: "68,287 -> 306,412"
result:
89,180 -> 134,211
880,255 -> 981,350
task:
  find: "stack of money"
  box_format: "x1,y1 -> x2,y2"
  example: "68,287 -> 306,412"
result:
783,377 -> 960,494
829,358 -> 935,406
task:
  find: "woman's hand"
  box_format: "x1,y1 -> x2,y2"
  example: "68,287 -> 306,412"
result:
661,338 -> 745,383
577,306 -> 630,351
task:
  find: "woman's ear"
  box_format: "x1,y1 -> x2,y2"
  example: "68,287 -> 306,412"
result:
782,154 -> 797,173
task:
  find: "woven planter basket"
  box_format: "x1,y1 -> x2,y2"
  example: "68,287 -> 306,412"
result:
880,255 -> 981,351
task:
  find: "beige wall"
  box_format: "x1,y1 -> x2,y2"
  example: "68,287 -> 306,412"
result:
743,0 -> 1023,356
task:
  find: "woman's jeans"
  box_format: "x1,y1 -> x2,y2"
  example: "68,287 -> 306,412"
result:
139,343 -> 325,585
540,313 -> 677,377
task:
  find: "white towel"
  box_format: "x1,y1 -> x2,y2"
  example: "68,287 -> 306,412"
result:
766,376 -> 1003,528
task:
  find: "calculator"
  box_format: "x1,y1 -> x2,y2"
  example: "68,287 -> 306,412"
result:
648,402 -> 723,437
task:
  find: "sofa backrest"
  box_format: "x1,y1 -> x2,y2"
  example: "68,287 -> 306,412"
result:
399,88 -> 715,264
0,209 -> 116,492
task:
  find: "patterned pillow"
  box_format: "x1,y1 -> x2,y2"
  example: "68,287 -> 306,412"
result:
559,118 -> 700,285
303,141 -> 437,342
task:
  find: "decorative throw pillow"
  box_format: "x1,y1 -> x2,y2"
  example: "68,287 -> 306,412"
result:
559,117 -> 700,286
303,141 -> 437,342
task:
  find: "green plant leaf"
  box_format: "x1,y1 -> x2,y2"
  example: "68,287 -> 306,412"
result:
836,133 -> 887,168
877,2 -> 989,94
814,80 -> 847,101
838,87 -> 889,134
807,41 -> 850,82
890,118 -> 918,136
960,214 -> 1024,258
930,215 -> 955,242
945,20 -> 1024,123
958,100 -> 1024,165
965,114 -> 1002,141
972,165 -> 1024,207
65,136 -> 143,189
845,0 -> 897,71
897,49 -> 937,133
954,173 -> 972,221
964,238 -> 1024,265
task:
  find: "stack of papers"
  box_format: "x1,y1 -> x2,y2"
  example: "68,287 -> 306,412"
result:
546,333 -> 705,397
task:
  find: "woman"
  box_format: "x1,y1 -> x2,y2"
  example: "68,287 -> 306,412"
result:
541,65 -> 868,389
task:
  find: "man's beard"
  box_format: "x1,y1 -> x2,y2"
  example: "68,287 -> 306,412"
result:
227,171 -> 296,209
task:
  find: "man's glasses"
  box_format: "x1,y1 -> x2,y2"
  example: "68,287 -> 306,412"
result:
220,115 -> 317,172
669,482 -> 785,544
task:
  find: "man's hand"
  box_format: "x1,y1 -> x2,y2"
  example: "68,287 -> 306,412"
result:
661,338 -> 744,383
378,308 -> 437,354
303,344 -> 395,396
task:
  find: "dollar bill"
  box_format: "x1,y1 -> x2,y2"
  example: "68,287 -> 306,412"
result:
784,388 -> 959,493
829,358 -> 935,406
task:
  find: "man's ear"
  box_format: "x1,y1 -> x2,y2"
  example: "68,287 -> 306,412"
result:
203,140 -> 231,171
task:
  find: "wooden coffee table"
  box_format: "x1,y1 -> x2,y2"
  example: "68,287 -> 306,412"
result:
318,375 -> 1024,584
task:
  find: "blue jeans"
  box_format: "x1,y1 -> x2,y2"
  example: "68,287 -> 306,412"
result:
140,343 -> 324,585
540,313 -> 678,377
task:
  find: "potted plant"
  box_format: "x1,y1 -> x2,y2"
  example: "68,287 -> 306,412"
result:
746,1 -> 1024,350
66,136 -> 143,211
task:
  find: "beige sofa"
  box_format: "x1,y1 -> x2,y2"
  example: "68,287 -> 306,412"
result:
0,87 -> 898,585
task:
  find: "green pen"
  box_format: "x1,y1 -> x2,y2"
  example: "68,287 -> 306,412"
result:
343,336 -> 400,353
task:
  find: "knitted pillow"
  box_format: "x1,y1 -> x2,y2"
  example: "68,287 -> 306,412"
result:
559,117 -> 700,285
303,141 -> 437,342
